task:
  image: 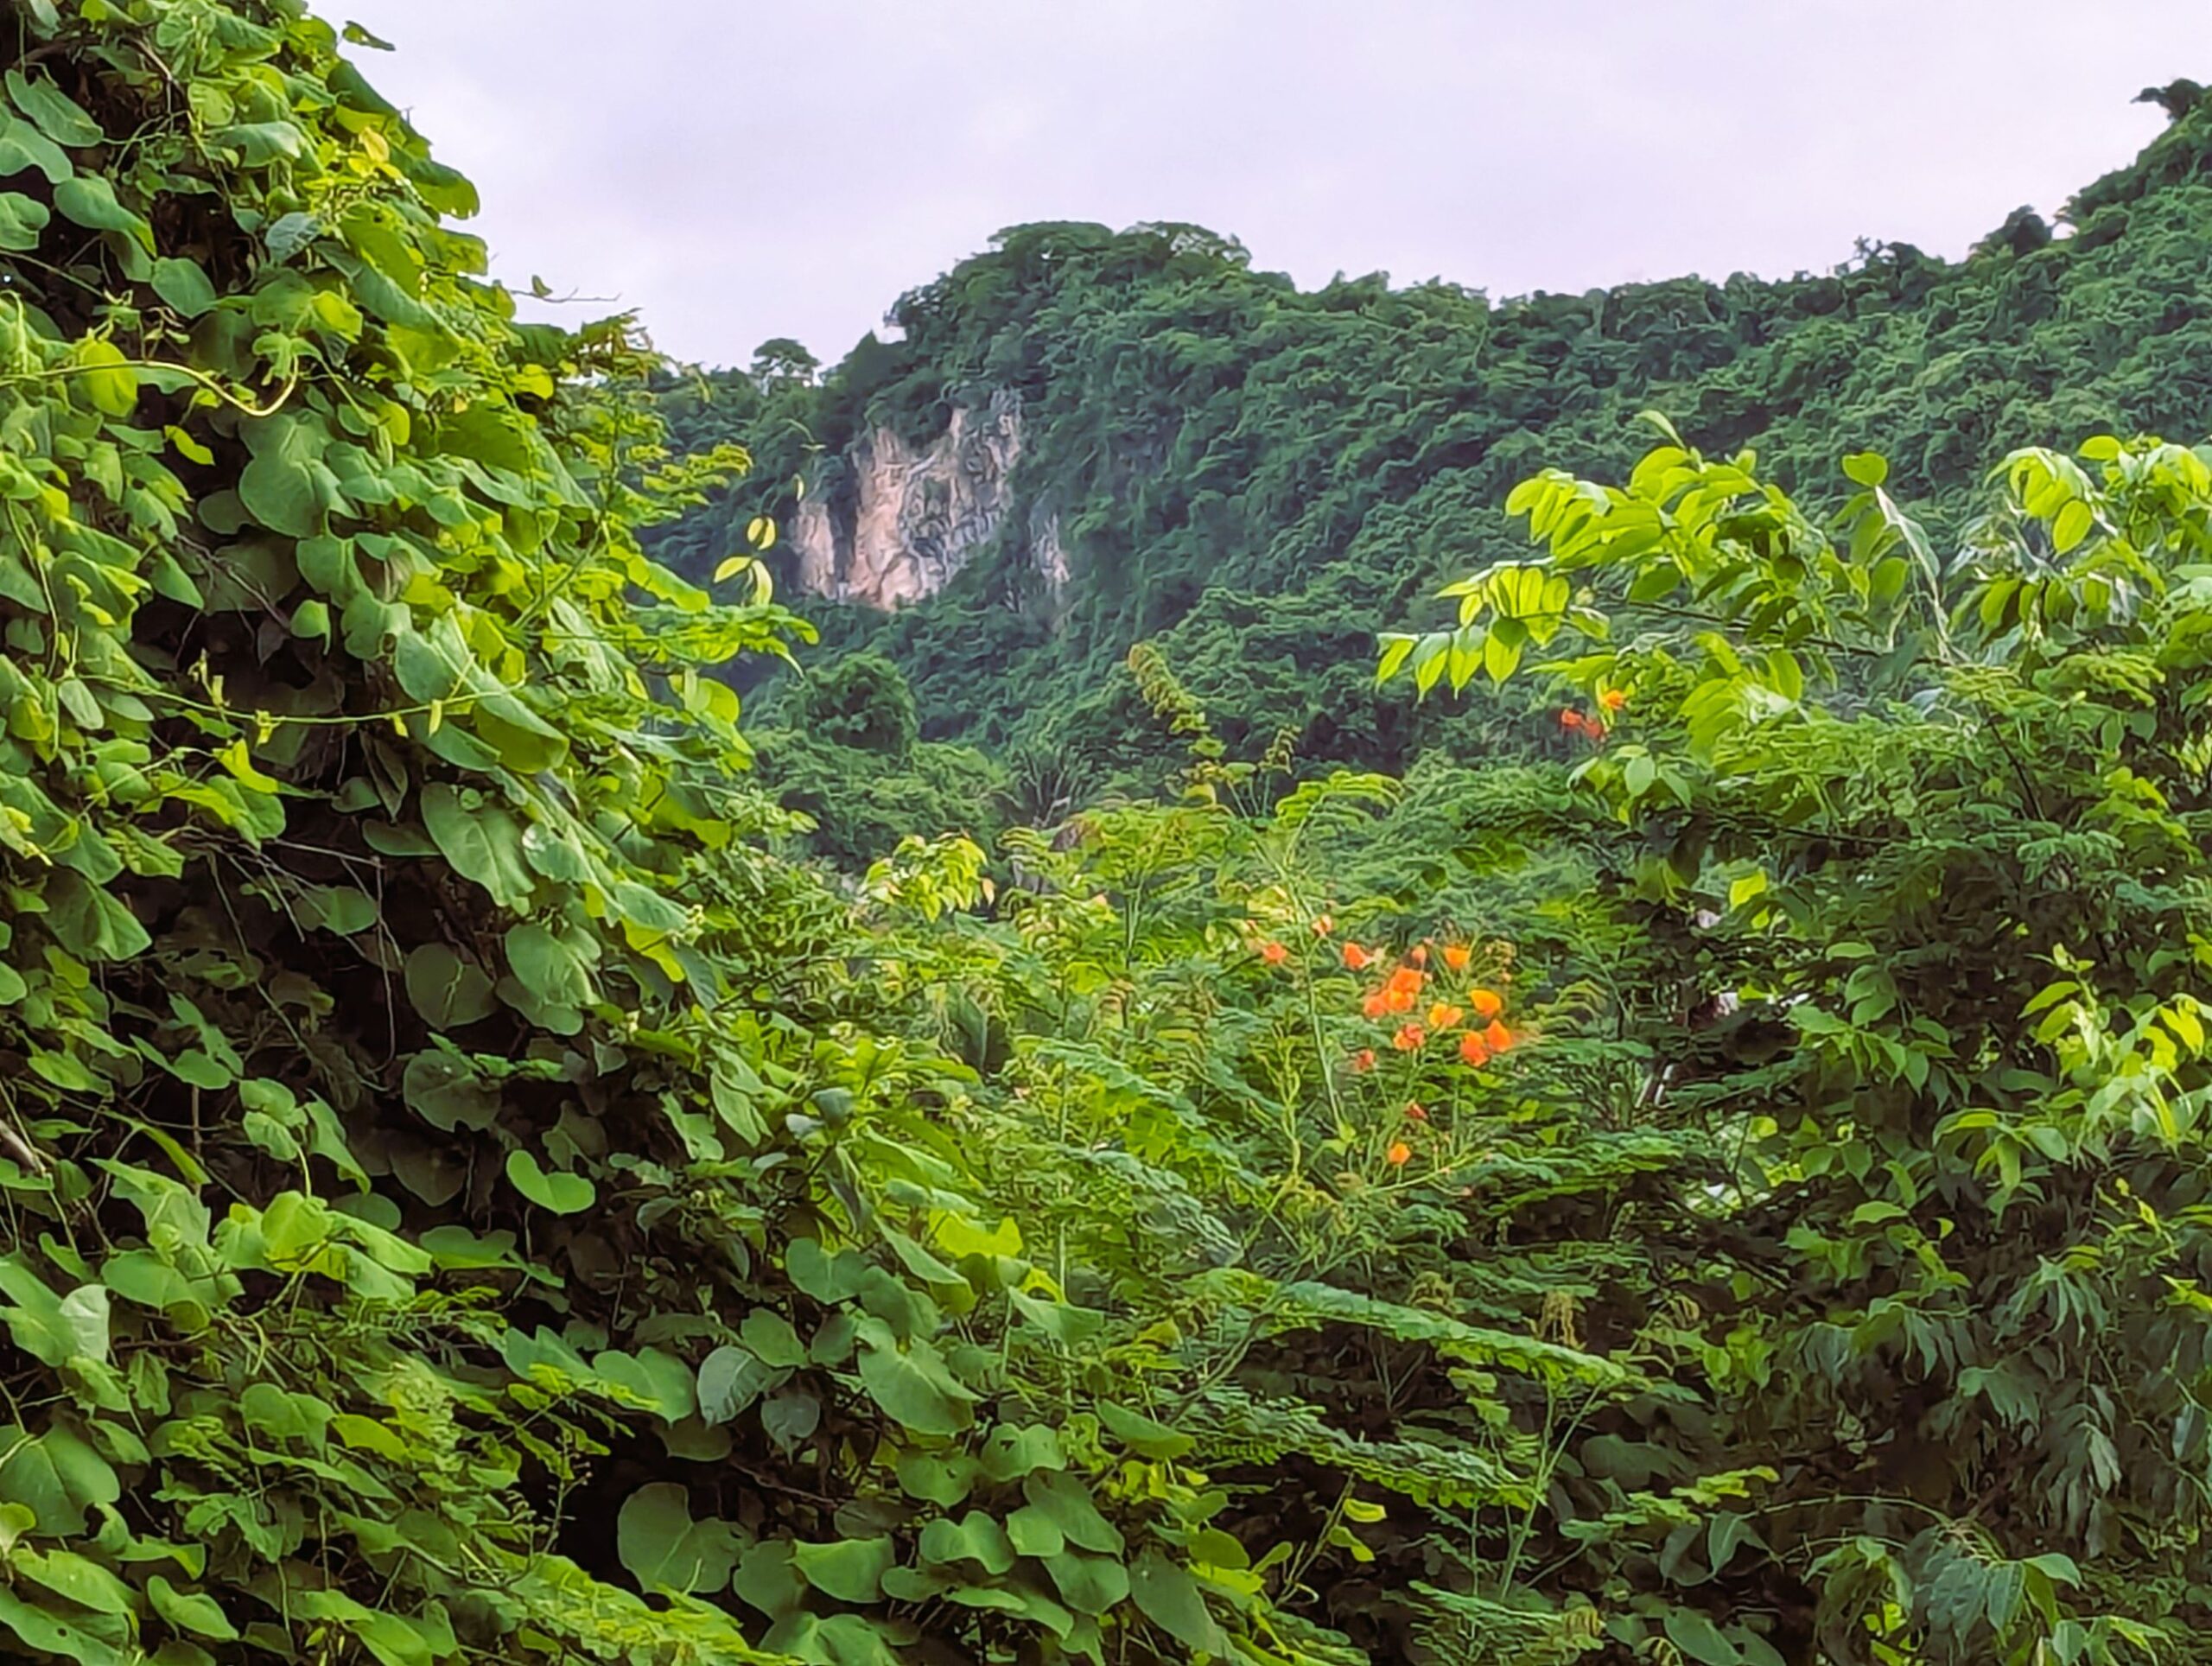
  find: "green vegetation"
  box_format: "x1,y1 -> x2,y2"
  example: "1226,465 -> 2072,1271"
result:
3,3 -> 2212,1664
650,80 -> 2212,815
750,654 -> 1007,874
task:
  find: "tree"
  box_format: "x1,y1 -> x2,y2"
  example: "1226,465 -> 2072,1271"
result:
793,651 -> 920,758
2137,78 -> 2207,121
1382,421 -> 2210,1658
750,336 -> 822,391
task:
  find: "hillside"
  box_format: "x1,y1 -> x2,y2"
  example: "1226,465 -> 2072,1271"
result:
649,79 -> 2212,801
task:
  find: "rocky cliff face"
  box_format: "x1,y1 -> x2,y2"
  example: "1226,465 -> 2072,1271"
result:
789,389 -> 1063,608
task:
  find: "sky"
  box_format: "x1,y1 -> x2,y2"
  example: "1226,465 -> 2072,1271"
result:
336,1 -> 2203,370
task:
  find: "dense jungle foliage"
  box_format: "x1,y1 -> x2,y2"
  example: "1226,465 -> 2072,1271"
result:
647,76 -> 2212,843
5,3 -> 2212,1664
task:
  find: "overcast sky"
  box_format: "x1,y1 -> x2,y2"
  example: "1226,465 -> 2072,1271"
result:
337,2 -> 2202,370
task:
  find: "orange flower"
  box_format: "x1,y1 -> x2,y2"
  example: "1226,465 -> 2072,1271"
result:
1385,966 -> 1425,999
1259,939 -> 1287,965
1484,1018 -> 1515,1052
1442,944 -> 1471,973
1386,1140 -> 1412,1167
1391,1023 -> 1427,1052
1404,1102 -> 1429,1122
1427,1002 -> 1465,1031
1459,1032 -> 1491,1067
1362,991 -> 1390,1020
1385,986 -> 1416,1014
1351,1048 -> 1377,1073
1469,989 -> 1503,1021
1599,687 -> 1627,713
1409,944 -> 1430,968
1313,913 -> 1335,937
1343,943 -> 1374,970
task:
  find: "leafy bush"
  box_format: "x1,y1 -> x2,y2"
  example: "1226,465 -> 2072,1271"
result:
1376,422 -> 2212,1659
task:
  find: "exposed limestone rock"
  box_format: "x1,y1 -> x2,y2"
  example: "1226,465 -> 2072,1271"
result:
789,389 -> 1048,608
1028,504 -> 1069,593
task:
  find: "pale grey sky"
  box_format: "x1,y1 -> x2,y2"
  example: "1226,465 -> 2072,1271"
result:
337,2 -> 2203,369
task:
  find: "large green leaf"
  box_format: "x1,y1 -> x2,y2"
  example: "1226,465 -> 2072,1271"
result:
420,785 -> 535,909
0,110 -> 69,182
741,1308 -> 807,1368
918,1510 -> 1015,1576
149,256 -> 218,317
697,1343 -> 780,1424
5,69 -> 101,146
146,1574 -> 239,1642
0,1585 -> 130,1666
400,1049 -> 500,1132
760,1388 -> 821,1453
504,1149 -> 594,1214
238,412 -> 348,537
70,339 -> 135,416
0,192 -> 48,251
1020,1471 -> 1122,1555
404,942 -> 497,1028
855,1324 -> 976,1437
14,1547 -> 133,1616
615,1482 -> 739,1593
1128,1548 -> 1222,1653
787,1237 -> 868,1302
0,1263 -> 105,1369
791,1536 -> 893,1604
1043,1548 -> 1130,1616
1096,1400 -> 1193,1460
978,1422 -> 1065,1481
0,1422 -> 119,1536
503,919 -> 593,1018
594,1347 -> 696,1423
1664,1608 -> 1744,1666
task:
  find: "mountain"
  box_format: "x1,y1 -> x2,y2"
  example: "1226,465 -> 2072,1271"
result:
647,81 -> 2212,802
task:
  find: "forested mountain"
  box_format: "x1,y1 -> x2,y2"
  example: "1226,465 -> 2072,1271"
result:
650,79 -> 2212,805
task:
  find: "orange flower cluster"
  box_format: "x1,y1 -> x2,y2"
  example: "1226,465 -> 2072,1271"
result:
1344,940 -> 1519,1067
1559,689 -> 1624,744
1459,1019 -> 1514,1066
1558,708 -> 1609,744
1336,939 -> 1522,1176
